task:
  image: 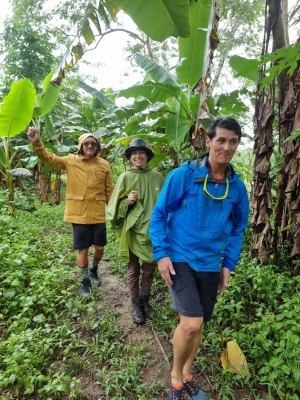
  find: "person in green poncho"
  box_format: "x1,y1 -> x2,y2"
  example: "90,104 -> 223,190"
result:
106,139 -> 164,324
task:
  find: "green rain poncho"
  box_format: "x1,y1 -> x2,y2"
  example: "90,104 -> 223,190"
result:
106,166 -> 164,263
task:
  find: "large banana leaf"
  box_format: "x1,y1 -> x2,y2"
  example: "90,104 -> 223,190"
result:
82,3 -> 102,44
0,79 -> 36,138
109,0 -> 190,41
76,80 -> 115,107
118,82 -> 181,103
176,0 -> 214,88
229,55 -> 259,83
135,54 -> 179,86
35,70 -> 62,118
165,96 -> 191,148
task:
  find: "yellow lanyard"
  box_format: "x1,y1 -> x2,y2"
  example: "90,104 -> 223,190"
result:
203,174 -> 229,200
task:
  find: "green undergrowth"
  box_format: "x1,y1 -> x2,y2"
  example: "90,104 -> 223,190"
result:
149,258 -> 300,400
1,190 -> 299,399
0,191 -> 164,400
107,224 -> 300,399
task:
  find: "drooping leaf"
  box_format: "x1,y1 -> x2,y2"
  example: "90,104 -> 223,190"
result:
0,79 -> 36,138
22,155 -> 38,169
98,1 -> 112,27
118,82 -> 181,103
51,48 -> 79,83
259,43 -> 300,90
72,42 -> 84,61
229,55 -> 260,83
216,91 -> 249,114
165,96 -> 191,148
135,54 -> 179,86
35,69 -> 62,118
109,0 -> 190,41
176,0 -> 214,87
103,0 -> 120,19
76,80 -> 115,107
6,168 -> 33,178
44,115 -> 56,138
82,3 -> 101,44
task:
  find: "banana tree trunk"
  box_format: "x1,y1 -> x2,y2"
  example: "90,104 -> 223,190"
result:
274,56 -> 300,267
250,0 -> 299,268
37,162 -> 49,203
250,82 -> 274,262
7,174 -> 15,217
192,0 -> 219,152
51,171 -> 61,205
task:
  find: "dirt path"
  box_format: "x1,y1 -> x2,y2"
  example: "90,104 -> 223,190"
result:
79,262 -> 258,400
81,260 -> 172,399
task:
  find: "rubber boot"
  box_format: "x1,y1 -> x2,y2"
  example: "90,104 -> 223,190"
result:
80,277 -> 91,297
141,295 -> 155,320
131,297 -> 144,324
89,265 -> 101,286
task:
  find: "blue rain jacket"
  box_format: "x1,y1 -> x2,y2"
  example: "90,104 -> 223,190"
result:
149,154 -> 249,272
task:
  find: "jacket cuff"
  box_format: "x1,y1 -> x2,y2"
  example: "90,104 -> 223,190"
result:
153,251 -> 168,261
222,259 -> 235,271
32,141 -> 44,149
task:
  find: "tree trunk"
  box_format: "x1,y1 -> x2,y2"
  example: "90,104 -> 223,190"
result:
7,174 -> 15,217
274,60 -> 300,268
37,163 -> 48,203
250,0 -> 300,269
249,0 -> 277,263
51,171 -> 62,205
250,83 -> 274,262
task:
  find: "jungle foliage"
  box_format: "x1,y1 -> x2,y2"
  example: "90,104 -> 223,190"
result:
0,0 -> 300,398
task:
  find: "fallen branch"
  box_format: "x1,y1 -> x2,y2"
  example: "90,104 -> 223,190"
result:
203,372 -> 215,392
151,324 -> 170,367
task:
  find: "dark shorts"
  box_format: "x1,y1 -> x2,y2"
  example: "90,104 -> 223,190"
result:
169,262 -> 220,322
72,223 -> 107,250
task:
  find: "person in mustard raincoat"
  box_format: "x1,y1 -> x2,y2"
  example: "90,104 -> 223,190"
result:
27,127 -> 114,296
106,139 -> 164,324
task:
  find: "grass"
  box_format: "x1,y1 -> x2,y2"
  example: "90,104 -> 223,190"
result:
0,189 -> 299,399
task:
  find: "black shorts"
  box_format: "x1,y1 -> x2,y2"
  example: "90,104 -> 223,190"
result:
169,262 -> 220,322
72,223 -> 107,250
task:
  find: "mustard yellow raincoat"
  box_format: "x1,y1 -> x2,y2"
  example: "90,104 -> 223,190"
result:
32,133 -> 114,224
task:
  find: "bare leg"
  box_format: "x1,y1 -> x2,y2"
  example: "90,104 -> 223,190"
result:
93,245 -> 104,260
183,328 -> 202,379
77,248 -> 89,267
171,315 -> 203,385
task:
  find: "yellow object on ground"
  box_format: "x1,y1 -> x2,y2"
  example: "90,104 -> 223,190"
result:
220,339 -> 250,376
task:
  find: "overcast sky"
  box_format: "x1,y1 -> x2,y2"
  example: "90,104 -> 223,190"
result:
0,0 -> 299,93
0,0 -> 141,90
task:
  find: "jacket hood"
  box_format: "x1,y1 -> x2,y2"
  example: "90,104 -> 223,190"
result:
77,133 -> 101,156
184,153 -> 236,180
128,166 -> 152,173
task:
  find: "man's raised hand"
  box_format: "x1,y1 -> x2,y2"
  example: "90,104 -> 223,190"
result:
27,127 -> 40,144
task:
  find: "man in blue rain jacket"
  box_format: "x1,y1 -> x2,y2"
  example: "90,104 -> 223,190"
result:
150,118 -> 249,400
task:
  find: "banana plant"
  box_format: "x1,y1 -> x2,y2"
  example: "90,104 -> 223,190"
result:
0,79 -> 36,215
50,0 -> 218,167
0,70 -> 63,214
